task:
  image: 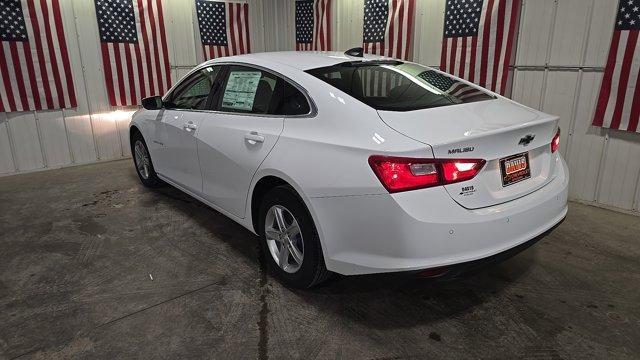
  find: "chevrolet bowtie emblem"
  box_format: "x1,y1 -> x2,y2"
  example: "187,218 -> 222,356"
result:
518,134 -> 535,146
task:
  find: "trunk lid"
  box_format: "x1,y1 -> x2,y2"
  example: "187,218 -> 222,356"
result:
378,98 -> 559,209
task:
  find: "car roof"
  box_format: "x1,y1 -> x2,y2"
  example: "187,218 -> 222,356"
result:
203,51 -> 391,71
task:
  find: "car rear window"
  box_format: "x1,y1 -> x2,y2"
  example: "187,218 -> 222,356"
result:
306,62 -> 495,111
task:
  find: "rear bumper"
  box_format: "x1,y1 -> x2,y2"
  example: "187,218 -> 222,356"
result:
415,216 -> 564,280
309,156 -> 569,275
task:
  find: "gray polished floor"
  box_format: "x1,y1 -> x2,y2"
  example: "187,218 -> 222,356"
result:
1,159 -> 638,359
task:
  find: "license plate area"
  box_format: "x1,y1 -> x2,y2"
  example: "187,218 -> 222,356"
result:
500,152 -> 531,187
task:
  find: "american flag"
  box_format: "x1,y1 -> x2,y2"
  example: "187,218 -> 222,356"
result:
196,0 -> 250,60
592,0 -> 640,133
440,0 -> 521,95
418,70 -> 486,100
0,0 -> 76,112
95,0 -> 171,107
295,0 -> 332,51
359,67 -> 409,97
362,0 -> 415,60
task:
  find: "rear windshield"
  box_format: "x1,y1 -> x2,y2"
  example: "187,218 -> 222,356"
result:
306,62 -> 495,111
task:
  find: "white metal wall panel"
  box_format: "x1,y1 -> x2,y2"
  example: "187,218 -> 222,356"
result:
63,109 -> 98,165
511,70 -> 545,109
541,71 -> 580,157
276,0 -> 296,51
583,0 -> 617,67
259,1 -> 276,51
36,110 -> 72,167
512,0 -> 640,214
7,113 -> 44,171
334,0 -> 364,51
548,0 -> 591,66
59,1 -> 98,165
248,0 -> 266,53
165,0 -> 198,67
259,0 -> 295,52
635,177 -> 640,211
73,0 -> 125,162
515,0 -> 556,66
414,0 -> 445,66
565,72 -> 606,202
90,112 -> 124,161
0,116 -> 16,174
597,132 -> 640,211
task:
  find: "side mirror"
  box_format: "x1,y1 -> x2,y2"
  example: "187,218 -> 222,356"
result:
141,96 -> 163,110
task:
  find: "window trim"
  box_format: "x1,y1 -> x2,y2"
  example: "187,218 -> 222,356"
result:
163,61 -> 317,119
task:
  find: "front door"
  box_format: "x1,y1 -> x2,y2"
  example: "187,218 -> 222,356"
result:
153,66 -> 222,193
156,110 -> 204,193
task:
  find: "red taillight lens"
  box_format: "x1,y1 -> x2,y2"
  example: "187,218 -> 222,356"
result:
441,160 -> 486,182
551,128 -> 561,153
368,156 -> 486,193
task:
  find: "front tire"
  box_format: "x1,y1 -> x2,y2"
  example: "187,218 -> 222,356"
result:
131,132 -> 163,188
259,186 -> 331,288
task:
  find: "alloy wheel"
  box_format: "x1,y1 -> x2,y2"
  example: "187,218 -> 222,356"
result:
134,140 -> 150,180
264,205 -> 304,273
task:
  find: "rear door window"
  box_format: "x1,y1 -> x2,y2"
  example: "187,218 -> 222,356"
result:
307,62 -> 495,111
214,65 -> 312,116
217,65 -> 279,114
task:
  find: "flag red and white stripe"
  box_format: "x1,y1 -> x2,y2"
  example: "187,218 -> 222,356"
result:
200,2 -> 250,60
295,0 -> 332,51
360,67 -> 407,97
97,0 -> 171,107
362,0 -> 415,60
592,0 -> 640,133
440,0 -> 521,96
445,82 -> 487,100
0,0 -> 77,112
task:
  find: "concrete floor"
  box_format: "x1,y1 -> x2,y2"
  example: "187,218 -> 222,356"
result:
0,159 -> 638,359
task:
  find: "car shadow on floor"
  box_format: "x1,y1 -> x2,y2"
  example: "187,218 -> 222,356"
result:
144,177 -> 537,331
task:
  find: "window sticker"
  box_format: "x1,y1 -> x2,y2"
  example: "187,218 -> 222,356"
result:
222,71 -> 262,111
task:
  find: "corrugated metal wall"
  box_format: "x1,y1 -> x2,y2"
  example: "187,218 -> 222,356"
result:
511,0 -> 640,214
1,0 -> 638,215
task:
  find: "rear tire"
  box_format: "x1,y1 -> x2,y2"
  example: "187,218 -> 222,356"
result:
131,132 -> 163,188
259,185 -> 331,288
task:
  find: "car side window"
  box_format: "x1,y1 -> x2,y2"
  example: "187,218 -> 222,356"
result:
218,65 -> 279,114
166,66 -> 221,110
273,82 -> 311,116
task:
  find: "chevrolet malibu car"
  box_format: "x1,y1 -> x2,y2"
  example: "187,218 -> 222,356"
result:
129,50 -> 568,288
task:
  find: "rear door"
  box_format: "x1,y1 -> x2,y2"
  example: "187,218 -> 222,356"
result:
196,64 -> 310,218
154,66 -> 223,193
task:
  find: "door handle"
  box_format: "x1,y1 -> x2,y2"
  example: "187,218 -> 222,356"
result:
244,131 -> 265,145
183,122 -> 197,132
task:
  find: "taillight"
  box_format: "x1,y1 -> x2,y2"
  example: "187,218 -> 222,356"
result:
368,156 -> 486,193
551,128 -> 560,153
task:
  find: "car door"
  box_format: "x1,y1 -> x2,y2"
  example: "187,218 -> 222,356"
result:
153,66 -> 222,194
196,64 -> 310,218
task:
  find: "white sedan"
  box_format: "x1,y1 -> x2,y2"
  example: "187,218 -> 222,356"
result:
130,50 -> 568,288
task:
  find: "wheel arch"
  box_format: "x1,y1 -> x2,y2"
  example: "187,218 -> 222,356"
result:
248,171 -> 322,243
129,124 -> 142,143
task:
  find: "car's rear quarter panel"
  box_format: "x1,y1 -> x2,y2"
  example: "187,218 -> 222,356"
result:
254,69 -> 431,199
